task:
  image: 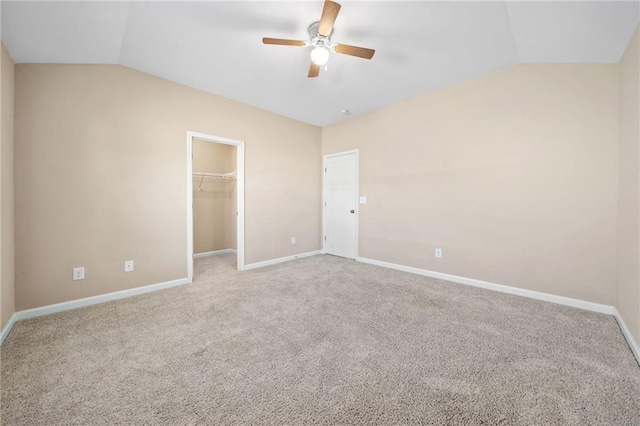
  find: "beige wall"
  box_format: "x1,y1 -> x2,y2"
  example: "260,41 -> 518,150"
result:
8,58 -> 634,327
193,140 -> 236,253
14,64 -> 321,310
618,25 -> 640,345
323,64 -> 619,305
1,43 -> 15,329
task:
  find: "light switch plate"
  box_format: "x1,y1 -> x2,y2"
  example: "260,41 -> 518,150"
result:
124,260 -> 134,272
359,196 -> 367,204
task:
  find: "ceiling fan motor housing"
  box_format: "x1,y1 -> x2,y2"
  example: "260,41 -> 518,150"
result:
308,21 -> 332,49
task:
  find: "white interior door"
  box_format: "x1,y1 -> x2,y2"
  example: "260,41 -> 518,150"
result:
324,151 -> 357,259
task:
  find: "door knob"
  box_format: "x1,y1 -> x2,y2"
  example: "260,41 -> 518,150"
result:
350,210 -> 355,213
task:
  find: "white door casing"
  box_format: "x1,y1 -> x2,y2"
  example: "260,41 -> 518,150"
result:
323,150 -> 358,259
187,131 -> 245,281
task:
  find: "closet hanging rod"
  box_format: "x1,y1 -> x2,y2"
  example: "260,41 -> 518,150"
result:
192,171 -> 237,180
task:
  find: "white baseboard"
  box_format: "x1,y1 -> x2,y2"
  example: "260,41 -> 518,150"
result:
0,312 -> 18,346
193,248 -> 237,258
14,277 -> 190,323
613,307 -> 640,364
356,257 -> 614,315
244,250 -> 322,271
4,254 -> 637,366
357,256 -> 640,362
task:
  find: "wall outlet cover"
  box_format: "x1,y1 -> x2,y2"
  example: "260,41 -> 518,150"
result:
73,267 -> 85,280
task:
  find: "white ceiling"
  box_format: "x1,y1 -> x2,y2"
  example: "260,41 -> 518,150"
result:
2,1 -> 639,127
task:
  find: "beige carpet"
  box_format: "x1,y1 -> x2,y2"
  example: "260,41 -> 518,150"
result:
1,253 -> 639,425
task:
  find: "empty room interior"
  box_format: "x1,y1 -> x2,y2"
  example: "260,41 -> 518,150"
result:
1,0 -> 640,424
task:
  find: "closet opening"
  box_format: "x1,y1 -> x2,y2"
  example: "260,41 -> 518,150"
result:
186,131 -> 245,280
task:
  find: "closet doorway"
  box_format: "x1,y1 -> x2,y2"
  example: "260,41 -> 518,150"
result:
187,131 -> 245,280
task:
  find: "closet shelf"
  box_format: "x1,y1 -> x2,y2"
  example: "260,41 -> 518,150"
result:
193,171 -> 237,180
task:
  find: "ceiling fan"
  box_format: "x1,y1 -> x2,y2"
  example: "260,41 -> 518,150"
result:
262,0 -> 375,78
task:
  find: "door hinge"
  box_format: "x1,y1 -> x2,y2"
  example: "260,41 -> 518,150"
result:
324,236 -> 326,241
324,202 -> 327,207
324,167 -> 327,173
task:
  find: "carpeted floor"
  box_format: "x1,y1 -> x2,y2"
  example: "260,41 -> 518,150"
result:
1,253 -> 639,425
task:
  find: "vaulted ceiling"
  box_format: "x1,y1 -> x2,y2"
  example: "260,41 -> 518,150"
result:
2,1 -> 639,126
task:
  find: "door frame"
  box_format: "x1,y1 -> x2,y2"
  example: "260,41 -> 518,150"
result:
187,131 -> 245,281
322,149 -> 359,258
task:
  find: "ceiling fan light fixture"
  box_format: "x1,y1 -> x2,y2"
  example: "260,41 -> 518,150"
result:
262,0 -> 375,78
310,46 -> 330,65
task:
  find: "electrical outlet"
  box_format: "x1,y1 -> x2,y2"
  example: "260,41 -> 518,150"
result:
291,237 -> 296,245
73,267 -> 85,280
435,248 -> 442,258
124,260 -> 134,272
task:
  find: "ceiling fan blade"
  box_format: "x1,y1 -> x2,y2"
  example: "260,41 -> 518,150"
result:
262,37 -> 306,47
308,62 -> 320,78
318,0 -> 341,36
334,44 -> 375,60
